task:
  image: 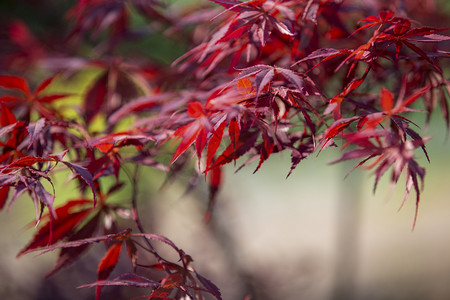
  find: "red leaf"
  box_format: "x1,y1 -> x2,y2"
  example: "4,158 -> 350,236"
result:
206,120 -> 226,170
187,101 -> 205,118
254,135 -> 274,173
21,230 -> 131,259
402,40 -> 442,72
150,272 -> 183,299
209,166 -> 222,189
96,243 -> 123,300
17,200 -> 92,257
170,122 -> 202,164
46,212 -> 101,277
219,21 -> 252,43
229,118 -> 240,155
293,48 -> 345,67
96,143 -> 115,153
0,75 -> 30,96
195,128 -> 208,160
85,72 -> 108,123
351,10 -> 395,36
107,95 -> 162,124
380,88 -> 394,112
323,116 -> 360,140
36,94 -> 70,104
207,130 -> 259,171
397,86 -> 430,110
161,272 -> 183,288
34,75 -> 58,96
1,103 -> 17,126
0,186 -> 9,210
205,166 -> 222,222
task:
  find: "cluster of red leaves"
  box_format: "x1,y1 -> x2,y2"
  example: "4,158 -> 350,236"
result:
1,0 -> 450,299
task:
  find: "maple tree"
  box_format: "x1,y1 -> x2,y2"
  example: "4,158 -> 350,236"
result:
0,0 -> 449,299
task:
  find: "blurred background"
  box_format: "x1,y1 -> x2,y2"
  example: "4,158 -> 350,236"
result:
1,0 -> 450,299
1,119 -> 449,300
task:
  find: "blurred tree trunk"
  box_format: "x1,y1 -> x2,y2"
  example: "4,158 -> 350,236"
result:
332,167 -> 362,300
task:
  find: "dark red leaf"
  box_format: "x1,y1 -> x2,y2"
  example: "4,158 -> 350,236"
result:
46,212 -> 101,277
79,272 -> 159,289
107,95 -> 163,124
195,271 -> 223,300
96,242 -> 123,300
439,84 -> 450,129
229,118 -> 240,156
125,239 -> 138,269
5,156 -> 53,168
255,69 -> 274,97
0,186 -> 9,210
62,161 -> 97,204
21,230 -> 132,257
218,20 -> 252,44
17,200 -> 92,257
292,48 -> 348,68
150,272 -> 183,299
27,118 -> 46,150
207,130 -> 260,171
205,166 -> 222,222
402,40 -> 441,72
84,72 -> 108,124
32,180 -> 56,218
254,135 -> 274,173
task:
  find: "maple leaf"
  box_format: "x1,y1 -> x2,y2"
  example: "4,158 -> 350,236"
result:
1,0 -> 450,298
0,186 -> 9,210
373,20 -> 450,70
0,74 -> 71,121
170,101 -> 215,164
17,199 -> 93,257
350,10 -> 397,37
3,20 -> 46,71
46,212 -> 102,277
149,272 -> 184,299
332,131 -> 427,229
96,242 -> 123,300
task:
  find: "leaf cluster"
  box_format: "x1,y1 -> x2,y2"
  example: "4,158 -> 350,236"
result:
0,0 -> 449,299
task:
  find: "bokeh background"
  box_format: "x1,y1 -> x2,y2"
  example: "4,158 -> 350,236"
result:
1,116 -> 450,300
1,0 -> 450,299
